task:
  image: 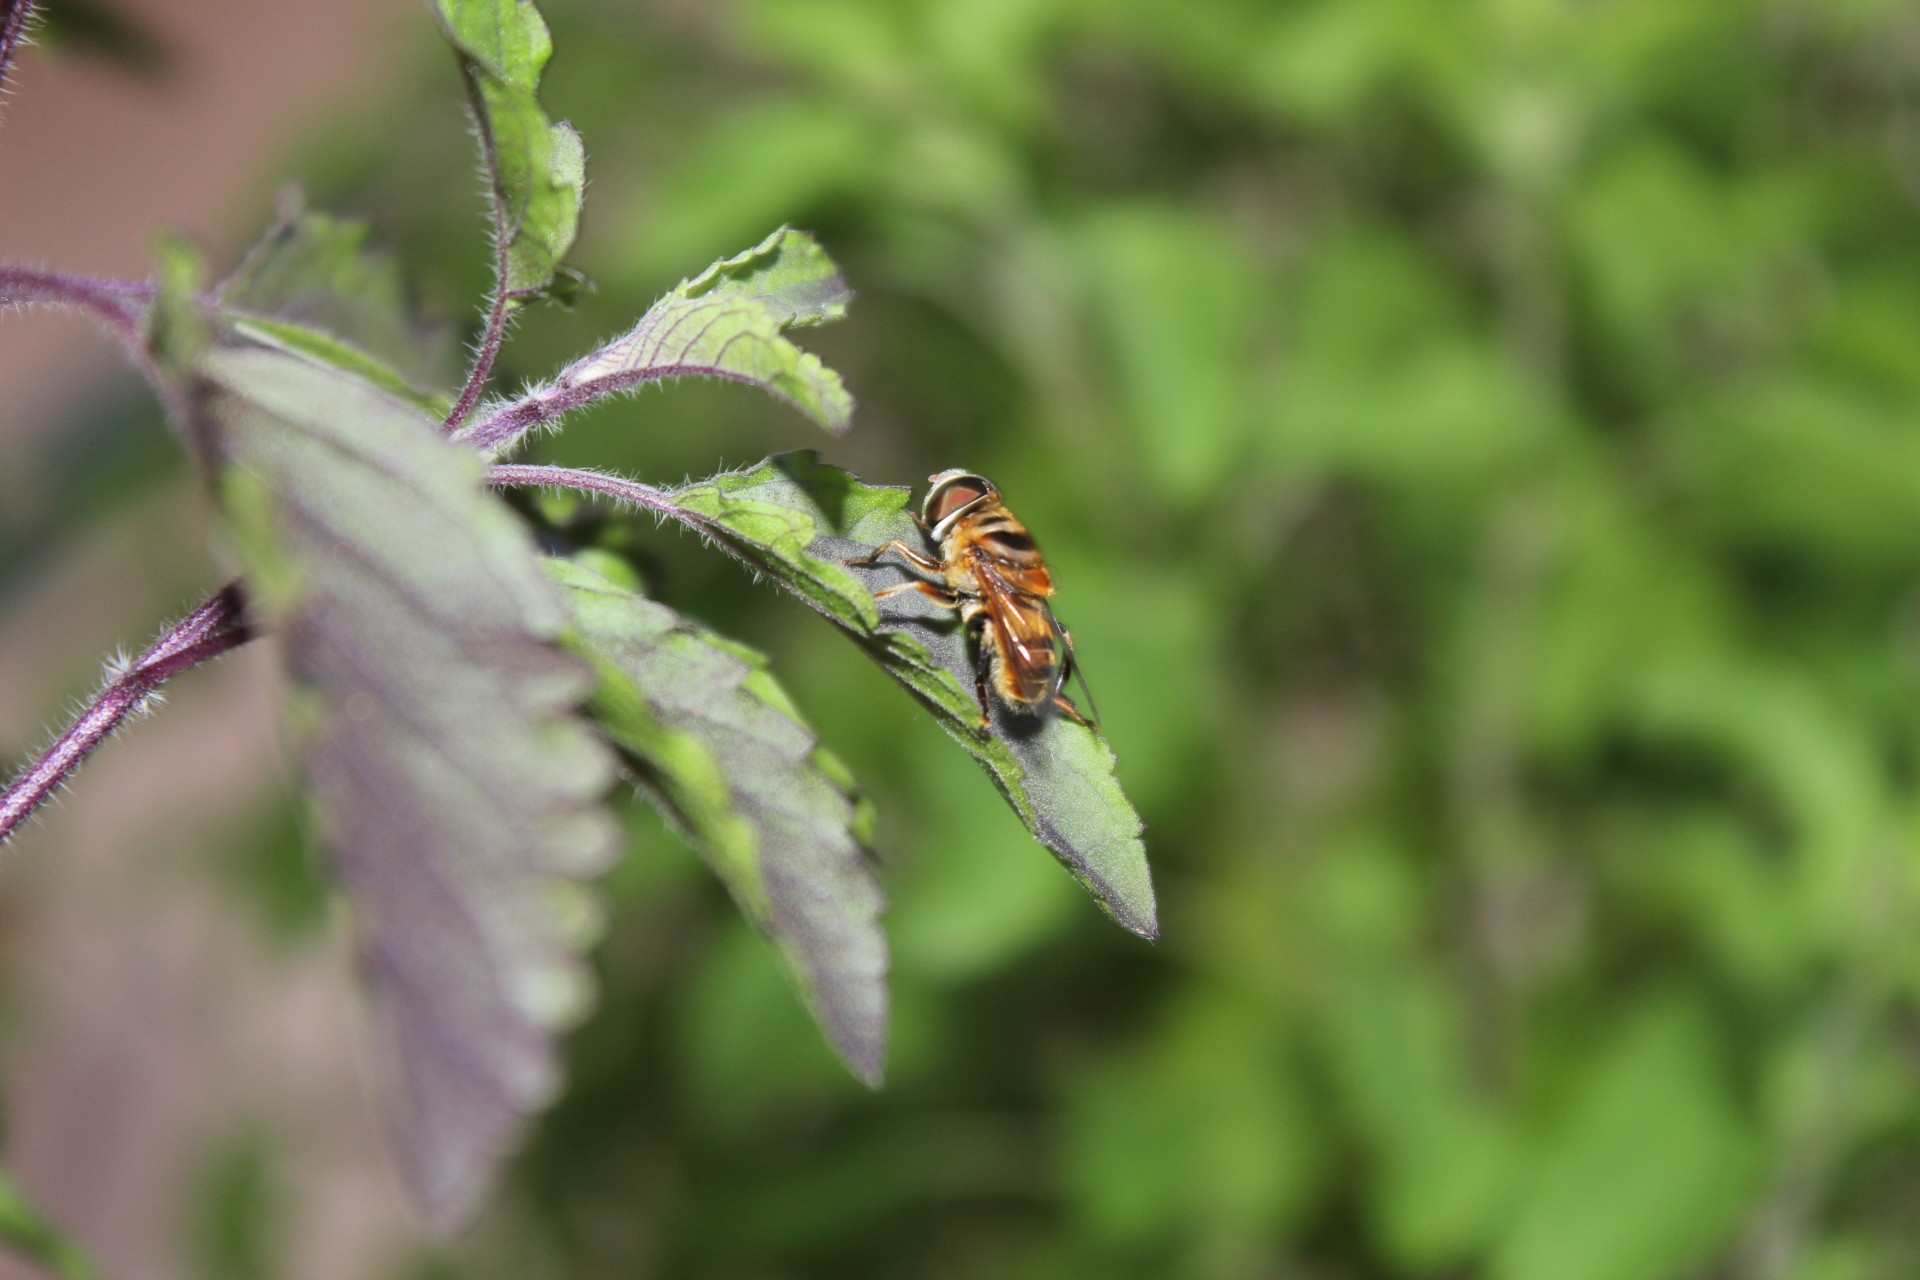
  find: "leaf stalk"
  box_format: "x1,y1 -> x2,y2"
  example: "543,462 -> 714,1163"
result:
0,264 -> 150,341
443,63 -> 518,433
485,462 -> 687,519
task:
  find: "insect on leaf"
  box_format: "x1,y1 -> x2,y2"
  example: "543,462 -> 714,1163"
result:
550,555 -> 888,1081
462,227 -> 854,454
197,344 -> 620,1228
432,0 -> 584,299
667,454 -> 1156,938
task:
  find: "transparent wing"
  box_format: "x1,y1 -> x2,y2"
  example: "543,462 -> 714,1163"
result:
976,562 -> 1063,706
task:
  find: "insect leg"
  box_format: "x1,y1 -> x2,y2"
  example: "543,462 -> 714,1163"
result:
873,580 -> 961,607
965,609 -> 993,727
1051,693 -> 1095,727
1051,615 -> 1101,728
844,540 -> 945,576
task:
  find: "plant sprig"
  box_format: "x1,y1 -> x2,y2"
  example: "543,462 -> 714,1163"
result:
0,0 -> 1155,1236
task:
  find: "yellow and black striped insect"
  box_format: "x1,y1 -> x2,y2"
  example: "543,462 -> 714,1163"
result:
847,470 -> 1095,728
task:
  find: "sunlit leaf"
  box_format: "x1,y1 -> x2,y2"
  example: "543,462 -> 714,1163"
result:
432,0 -> 584,298
463,228 -> 854,453
665,453 -> 1155,938
550,554 -> 888,1081
198,345 -> 619,1227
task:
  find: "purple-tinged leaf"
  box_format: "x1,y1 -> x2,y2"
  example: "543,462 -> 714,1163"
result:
198,345 -> 619,1227
551,555 -> 887,1081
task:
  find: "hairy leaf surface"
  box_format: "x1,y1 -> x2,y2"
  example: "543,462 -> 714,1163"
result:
668,454 -> 1155,937
199,345 -> 618,1227
550,555 -> 888,1080
463,228 -> 853,454
432,0 -> 584,298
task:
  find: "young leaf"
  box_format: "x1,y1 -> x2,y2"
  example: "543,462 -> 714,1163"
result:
489,456 -> 1156,938
549,555 -> 888,1081
432,0 -> 584,298
458,228 -> 854,453
0,1165 -> 94,1280
214,187 -> 451,414
196,345 -> 619,1227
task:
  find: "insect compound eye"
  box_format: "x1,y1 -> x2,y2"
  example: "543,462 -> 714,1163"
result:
925,478 -> 990,525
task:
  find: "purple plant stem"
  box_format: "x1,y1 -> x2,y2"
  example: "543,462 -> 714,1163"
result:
0,264 -> 152,341
0,583 -> 252,845
442,65 -> 519,434
0,0 -> 36,101
457,364 -> 774,455
485,463 -> 688,521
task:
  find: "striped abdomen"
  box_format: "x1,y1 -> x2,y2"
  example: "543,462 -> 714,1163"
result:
943,503 -> 1053,598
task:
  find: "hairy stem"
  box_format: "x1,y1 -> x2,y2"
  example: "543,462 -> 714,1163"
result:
0,264 -> 151,341
457,365 -> 783,455
0,583 -> 252,844
485,463 -> 687,521
0,0 -> 35,104
443,64 -> 515,433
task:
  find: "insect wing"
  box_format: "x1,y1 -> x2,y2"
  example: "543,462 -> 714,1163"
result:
976,563 -> 1063,706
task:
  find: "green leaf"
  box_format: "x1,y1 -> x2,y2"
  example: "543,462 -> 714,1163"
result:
1318,939 -> 1519,1266
145,231 -> 212,379
226,317 -> 451,418
0,1166 -> 94,1280
674,224 -> 854,327
1490,1001 -> 1758,1280
1080,204 -> 1259,501
549,555 -> 888,1082
215,187 -> 452,408
432,0 -> 584,298
464,228 -> 854,453
665,453 -> 1155,938
1064,991 -> 1321,1249
197,345 -> 619,1227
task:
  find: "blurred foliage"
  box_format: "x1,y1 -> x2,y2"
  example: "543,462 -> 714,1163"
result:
185,1132 -> 287,1280
0,1164 -> 94,1280
21,0 -> 1920,1274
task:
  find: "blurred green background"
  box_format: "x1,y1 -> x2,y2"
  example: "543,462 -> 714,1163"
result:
20,0 -> 1920,1277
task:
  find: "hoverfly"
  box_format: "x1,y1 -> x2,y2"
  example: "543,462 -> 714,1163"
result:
847,470 -> 1095,728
